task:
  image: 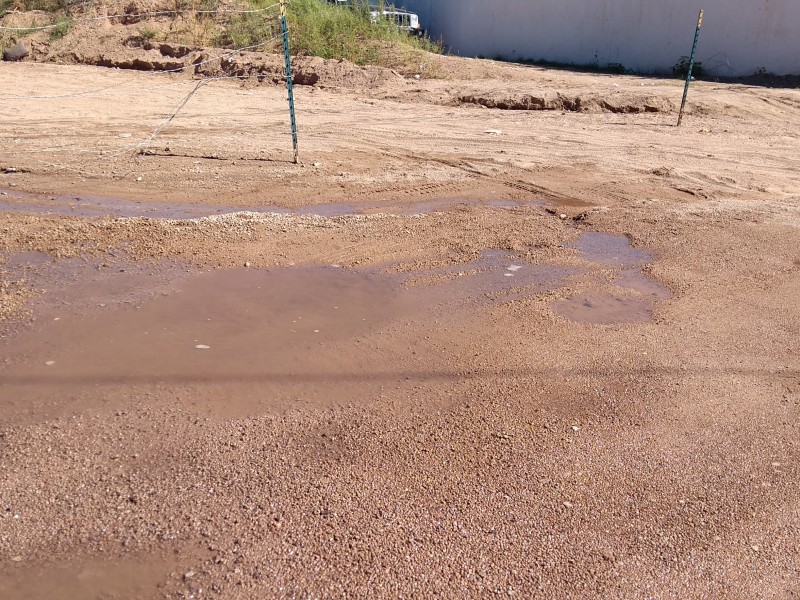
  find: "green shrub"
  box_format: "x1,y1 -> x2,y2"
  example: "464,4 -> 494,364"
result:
216,10 -> 279,49
138,25 -> 158,41
48,15 -> 71,40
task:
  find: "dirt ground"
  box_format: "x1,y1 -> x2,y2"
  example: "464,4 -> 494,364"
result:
1,39 -> 799,600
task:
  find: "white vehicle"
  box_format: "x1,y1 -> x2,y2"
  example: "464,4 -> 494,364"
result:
369,7 -> 425,37
326,1 -> 425,37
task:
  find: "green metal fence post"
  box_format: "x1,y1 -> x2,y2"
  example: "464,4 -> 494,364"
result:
280,0 -> 299,163
677,9 -> 704,127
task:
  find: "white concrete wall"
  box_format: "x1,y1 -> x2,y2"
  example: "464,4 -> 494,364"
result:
402,0 -> 800,76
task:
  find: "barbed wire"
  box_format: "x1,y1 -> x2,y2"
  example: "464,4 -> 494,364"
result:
134,78 -> 207,153
0,2 -> 281,31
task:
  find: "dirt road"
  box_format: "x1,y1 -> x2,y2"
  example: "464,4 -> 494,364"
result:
0,55 -> 799,599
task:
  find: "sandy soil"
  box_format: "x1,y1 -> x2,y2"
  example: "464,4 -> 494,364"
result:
1,41 -> 799,600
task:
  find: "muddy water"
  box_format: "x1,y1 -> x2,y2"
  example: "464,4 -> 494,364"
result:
552,233 -> 672,324
0,267 -> 427,422
572,232 -> 654,267
0,233 -> 673,422
551,293 -> 653,324
0,188 -> 359,219
0,187 -> 538,219
4,250 -> 52,269
615,268 -> 672,300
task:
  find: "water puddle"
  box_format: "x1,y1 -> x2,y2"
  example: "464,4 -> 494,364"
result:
0,188 -> 537,219
4,251 -> 52,269
0,188 -> 360,220
0,232 -> 673,422
572,232 -> 654,267
0,266 -> 444,422
551,233 -> 671,324
615,268 -> 672,300
552,293 -> 653,324
293,203 -> 358,217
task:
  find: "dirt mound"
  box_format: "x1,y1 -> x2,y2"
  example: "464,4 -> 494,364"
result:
457,90 -> 675,113
196,54 -> 406,89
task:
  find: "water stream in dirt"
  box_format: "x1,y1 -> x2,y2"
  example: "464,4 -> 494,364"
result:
0,188 -> 536,219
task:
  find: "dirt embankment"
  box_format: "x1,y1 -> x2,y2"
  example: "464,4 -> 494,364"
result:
457,90 -> 675,113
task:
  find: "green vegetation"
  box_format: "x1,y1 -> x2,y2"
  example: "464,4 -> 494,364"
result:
48,14 -> 71,40
672,56 -> 703,78
216,0 -> 441,67
215,0 -> 279,49
138,25 -> 159,42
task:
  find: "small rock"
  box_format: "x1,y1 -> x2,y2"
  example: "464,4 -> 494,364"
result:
195,344 -> 210,350
244,261 -> 251,268
750,545 -> 760,553
3,43 -> 29,62
559,213 -> 568,220
45,361 -> 55,366
135,176 -> 143,182
118,133 -> 132,139
11,556 -> 23,562
184,571 -> 195,580
3,167 -> 17,173
563,501 -> 574,509
571,425 -> 580,432
484,129 -> 503,135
